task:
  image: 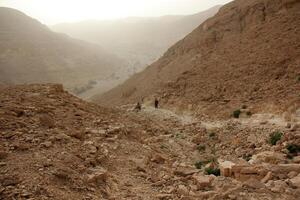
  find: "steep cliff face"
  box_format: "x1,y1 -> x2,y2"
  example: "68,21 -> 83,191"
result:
94,0 -> 300,118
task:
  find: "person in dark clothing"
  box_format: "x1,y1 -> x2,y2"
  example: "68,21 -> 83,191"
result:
154,98 -> 159,109
135,102 -> 141,112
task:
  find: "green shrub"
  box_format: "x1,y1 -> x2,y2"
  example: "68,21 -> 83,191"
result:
197,144 -> 206,152
243,154 -> 252,162
195,161 -> 204,169
209,132 -> 216,138
286,144 -> 300,154
233,109 -> 241,118
205,167 -> 220,176
269,131 -> 283,145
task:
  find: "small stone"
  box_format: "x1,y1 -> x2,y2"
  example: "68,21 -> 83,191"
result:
156,194 -> 173,199
293,156 -> 300,164
174,168 -> 199,177
261,171 -> 273,183
291,124 -> 300,131
39,114 -> 55,128
177,185 -> 189,196
243,178 -> 265,189
87,168 -> 108,184
228,194 -> 237,200
192,174 -> 214,190
40,141 -> 52,148
290,174 -> 300,188
151,154 -> 166,164
270,180 -> 288,193
288,171 -> 298,179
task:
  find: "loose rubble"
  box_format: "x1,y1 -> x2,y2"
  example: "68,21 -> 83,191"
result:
0,84 -> 300,199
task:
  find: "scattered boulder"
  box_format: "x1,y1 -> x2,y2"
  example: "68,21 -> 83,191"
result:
87,168 -> 108,185
39,114 -> 55,128
177,185 -> 189,196
219,160 -> 236,177
249,151 -> 286,164
243,178 -> 265,189
192,174 -> 214,190
290,174 -> 300,188
174,168 -> 199,177
261,171 -> 273,183
151,154 -> 166,164
291,124 -> 300,131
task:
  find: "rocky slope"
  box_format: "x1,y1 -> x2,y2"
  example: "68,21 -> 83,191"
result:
0,7 -> 126,94
52,6 -> 221,73
1,84 -> 300,200
93,0 -> 300,119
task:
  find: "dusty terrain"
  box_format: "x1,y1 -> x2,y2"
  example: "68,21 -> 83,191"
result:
52,5 -> 221,72
1,0 -> 300,200
1,84 -> 300,200
94,0 -> 300,119
0,7 -> 127,94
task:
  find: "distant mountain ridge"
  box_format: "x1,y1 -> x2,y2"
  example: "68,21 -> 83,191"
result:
93,0 -> 300,119
51,5 -> 221,73
0,7 -> 127,94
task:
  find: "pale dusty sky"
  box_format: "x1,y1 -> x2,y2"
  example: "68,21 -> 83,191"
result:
0,0 -> 232,25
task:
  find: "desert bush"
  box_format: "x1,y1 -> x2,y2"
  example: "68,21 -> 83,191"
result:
209,132 -> 216,138
242,105 -> 247,109
233,109 -> 241,118
197,144 -> 206,152
243,154 -> 252,161
205,167 -> 220,176
286,144 -> 300,154
246,111 -> 252,116
269,131 -> 283,145
195,161 -> 204,169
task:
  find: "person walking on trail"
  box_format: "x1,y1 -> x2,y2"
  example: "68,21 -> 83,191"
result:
134,102 -> 142,112
154,98 -> 159,109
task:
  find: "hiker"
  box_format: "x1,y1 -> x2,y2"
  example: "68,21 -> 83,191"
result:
134,102 -> 142,112
154,98 -> 159,109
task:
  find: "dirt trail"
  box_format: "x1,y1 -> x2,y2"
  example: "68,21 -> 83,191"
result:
138,105 -> 288,130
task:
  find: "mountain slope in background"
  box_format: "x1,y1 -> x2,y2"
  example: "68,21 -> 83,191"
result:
0,7 -> 127,95
93,0 -> 300,119
51,6 -> 221,74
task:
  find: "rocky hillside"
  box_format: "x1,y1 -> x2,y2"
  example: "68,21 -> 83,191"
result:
1,84 -> 300,199
93,0 -> 300,119
0,7 -> 126,94
52,6 -> 221,73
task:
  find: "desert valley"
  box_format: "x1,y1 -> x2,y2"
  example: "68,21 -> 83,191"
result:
0,0 -> 300,199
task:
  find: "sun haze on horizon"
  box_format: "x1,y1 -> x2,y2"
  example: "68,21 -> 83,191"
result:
0,0 -> 232,25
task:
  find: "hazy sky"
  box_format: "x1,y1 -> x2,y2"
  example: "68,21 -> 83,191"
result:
0,0 -> 232,25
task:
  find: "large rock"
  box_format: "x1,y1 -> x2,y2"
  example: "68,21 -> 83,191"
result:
39,113 -> 55,129
219,160 -> 236,177
249,151 -> 286,164
87,168 -> 108,184
192,174 -> 214,190
290,174 -> 300,188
